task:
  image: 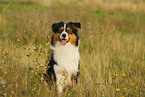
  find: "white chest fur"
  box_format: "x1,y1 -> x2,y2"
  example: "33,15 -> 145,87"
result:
51,42 -> 80,93
52,42 -> 79,76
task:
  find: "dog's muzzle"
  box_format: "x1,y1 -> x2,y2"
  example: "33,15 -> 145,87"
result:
60,31 -> 69,46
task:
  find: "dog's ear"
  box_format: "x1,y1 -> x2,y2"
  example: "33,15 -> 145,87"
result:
70,22 -> 81,30
52,23 -> 58,33
52,21 -> 64,33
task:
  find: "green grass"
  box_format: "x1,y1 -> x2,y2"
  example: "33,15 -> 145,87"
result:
0,0 -> 145,97
0,1 -> 49,12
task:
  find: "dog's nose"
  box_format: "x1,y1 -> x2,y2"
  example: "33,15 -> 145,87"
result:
62,33 -> 66,38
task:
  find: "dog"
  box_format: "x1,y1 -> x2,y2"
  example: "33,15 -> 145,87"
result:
44,21 -> 81,93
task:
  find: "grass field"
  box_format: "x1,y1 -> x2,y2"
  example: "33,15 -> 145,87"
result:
0,0 -> 145,96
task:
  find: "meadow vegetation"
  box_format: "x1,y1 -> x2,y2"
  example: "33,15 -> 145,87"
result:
0,0 -> 145,96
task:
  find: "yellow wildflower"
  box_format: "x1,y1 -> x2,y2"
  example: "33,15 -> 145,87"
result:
122,74 -> 125,77
134,90 -> 136,92
4,52 -> 7,55
17,39 -> 20,42
3,85 -> 5,88
0,77 -> 2,80
46,42 -> 50,45
0,67 -> 2,69
35,72 -> 38,75
123,88 -> 126,90
40,77 -> 44,81
11,90 -> 14,94
135,87 -> 138,90
5,72 -> 7,74
68,94 -> 70,96
131,83 -> 133,86
32,87 -> 36,91
115,88 -> 120,92
115,74 -> 118,77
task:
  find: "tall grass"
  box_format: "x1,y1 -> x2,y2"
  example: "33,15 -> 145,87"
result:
0,0 -> 145,96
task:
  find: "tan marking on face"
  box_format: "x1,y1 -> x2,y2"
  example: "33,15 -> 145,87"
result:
67,27 -> 72,33
53,33 -> 61,46
58,27 -> 64,32
67,27 -> 71,31
69,33 -> 77,46
60,27 -> 64,30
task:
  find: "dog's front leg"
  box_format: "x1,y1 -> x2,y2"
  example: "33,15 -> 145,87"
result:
54,65 -> 67,94
56,73 -> 65,93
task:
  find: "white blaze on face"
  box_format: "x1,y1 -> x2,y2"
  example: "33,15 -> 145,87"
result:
60,23 -> 69,46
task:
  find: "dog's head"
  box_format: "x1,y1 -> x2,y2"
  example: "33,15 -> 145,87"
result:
51,21 -> 81,47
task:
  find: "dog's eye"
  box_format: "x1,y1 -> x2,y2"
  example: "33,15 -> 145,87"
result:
67,28 -> 72,33
58,28 -> 63,33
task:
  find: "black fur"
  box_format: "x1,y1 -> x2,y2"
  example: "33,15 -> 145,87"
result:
52,21 -> 64,33
44,54 -> 56,84
50,34 -> 55,47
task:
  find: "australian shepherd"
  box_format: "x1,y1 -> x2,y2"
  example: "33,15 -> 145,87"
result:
44,21 -> 81,93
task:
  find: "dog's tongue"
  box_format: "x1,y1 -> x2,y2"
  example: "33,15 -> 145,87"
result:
61,40 -> 67,46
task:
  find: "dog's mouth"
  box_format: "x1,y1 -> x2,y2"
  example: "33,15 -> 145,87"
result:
60,38 -> 69,46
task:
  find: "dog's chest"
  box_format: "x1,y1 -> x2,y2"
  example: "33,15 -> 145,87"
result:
53,42 -> 79,74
